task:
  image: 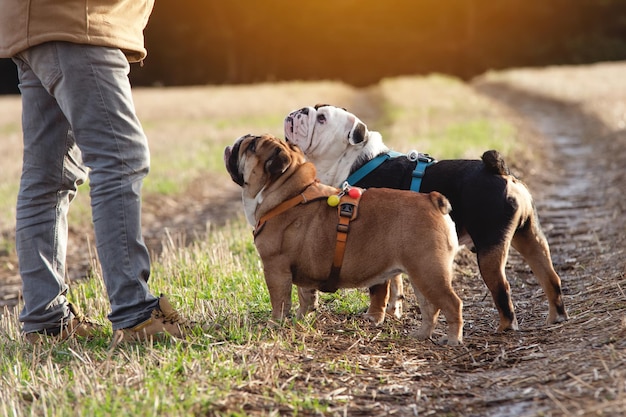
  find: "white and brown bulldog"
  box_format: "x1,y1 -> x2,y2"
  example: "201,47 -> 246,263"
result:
284,104 -> 569,332
224,133 -> 463,345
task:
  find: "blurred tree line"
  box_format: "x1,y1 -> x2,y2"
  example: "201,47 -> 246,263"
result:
2,0 -> 626,94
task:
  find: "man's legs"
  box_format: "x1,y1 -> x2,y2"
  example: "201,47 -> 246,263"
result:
14,41 -> 158,332
13,56 -> 86,333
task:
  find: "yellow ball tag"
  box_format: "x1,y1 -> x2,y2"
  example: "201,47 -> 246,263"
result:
327,195 -> 340,207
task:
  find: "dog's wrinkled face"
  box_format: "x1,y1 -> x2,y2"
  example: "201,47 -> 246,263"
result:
284,104 -> 382,187
284,104 -> 368,159
225,134 -> 307,225
224,133 -> 306,196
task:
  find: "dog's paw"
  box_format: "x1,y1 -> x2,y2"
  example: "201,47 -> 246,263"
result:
386,300 -> 403,319
546,310 -> 569,325
437,336 -> 463,346
496,317 -> 520,332
363,312 -> 385,325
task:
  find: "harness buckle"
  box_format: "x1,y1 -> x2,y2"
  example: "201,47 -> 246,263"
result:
339,203 -> 355,217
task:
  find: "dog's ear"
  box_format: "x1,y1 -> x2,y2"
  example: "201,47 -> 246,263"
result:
265,147 -> 291,178
349,121 -> 367,145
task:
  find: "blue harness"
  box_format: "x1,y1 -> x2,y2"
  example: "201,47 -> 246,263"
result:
346,150 -> 437,192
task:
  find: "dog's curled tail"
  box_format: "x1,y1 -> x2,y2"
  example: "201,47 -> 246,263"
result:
482,150 -> 510,176
428,191 -> 452,215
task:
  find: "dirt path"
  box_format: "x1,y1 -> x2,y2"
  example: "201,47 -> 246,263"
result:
441,73 -> 626,416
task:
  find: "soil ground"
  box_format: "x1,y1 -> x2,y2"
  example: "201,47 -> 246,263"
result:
1,62 -> 625,415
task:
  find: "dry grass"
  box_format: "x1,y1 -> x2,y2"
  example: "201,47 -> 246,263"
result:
0,63 -> 625,416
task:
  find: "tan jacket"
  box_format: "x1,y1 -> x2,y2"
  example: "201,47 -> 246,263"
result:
0,0 -> 154,62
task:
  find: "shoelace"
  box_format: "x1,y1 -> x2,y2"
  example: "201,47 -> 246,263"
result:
67,304 -> 99,327
156,307 -> 191,326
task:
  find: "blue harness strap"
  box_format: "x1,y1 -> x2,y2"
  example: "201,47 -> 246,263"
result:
410,156 -> 434,192
346,150 -> 436,192
346,151 -> 402,185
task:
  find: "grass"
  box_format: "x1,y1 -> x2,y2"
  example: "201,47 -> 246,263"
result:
377,74 -> 519,158
142,113 -> 287,196
2,219 -> 399,416
1,220 -> 317,416
0,74 -> 552,416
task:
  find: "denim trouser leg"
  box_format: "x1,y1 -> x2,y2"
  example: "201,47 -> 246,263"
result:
14,42 -> 158,331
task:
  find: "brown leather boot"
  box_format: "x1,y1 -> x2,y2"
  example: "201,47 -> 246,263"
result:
24,304 -> 102,344
112,295 -> 195,345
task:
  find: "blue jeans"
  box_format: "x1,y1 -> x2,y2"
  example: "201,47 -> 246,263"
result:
13,41 -> 158,332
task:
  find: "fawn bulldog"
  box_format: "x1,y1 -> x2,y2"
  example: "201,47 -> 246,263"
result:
224,133 -> 463,345
284,104 -> 569,332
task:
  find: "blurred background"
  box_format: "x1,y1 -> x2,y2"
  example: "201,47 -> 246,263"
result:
1,0 -> 626,94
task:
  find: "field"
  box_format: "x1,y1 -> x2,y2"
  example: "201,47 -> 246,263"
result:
0,62 -> 625,416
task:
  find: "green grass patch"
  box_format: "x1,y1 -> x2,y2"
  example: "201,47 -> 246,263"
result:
414,118 -> 516,159
378,74 -> 519,160
0,218 -> 357,416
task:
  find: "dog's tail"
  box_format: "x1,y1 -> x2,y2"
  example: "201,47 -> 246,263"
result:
482,150 -> 510,176
428,191 -> 452,215
429,191 -> 459,253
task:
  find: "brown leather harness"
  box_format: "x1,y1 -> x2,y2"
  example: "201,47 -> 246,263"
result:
253,181 -> 363,292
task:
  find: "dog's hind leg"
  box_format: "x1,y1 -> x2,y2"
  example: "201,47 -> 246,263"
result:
435,288 -> 464,346
297,287 -> 319,319
364,282 -> 390,325
410,286 -> 439,341
476,245 -> 519,332
409,277 -> 463,345
386,274 -> 404,319
366,274 -> 404,324
512,220 -> 569,325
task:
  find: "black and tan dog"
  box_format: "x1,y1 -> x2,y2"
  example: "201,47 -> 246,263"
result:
284,104 -> 569,332
224,133 -> 463,345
